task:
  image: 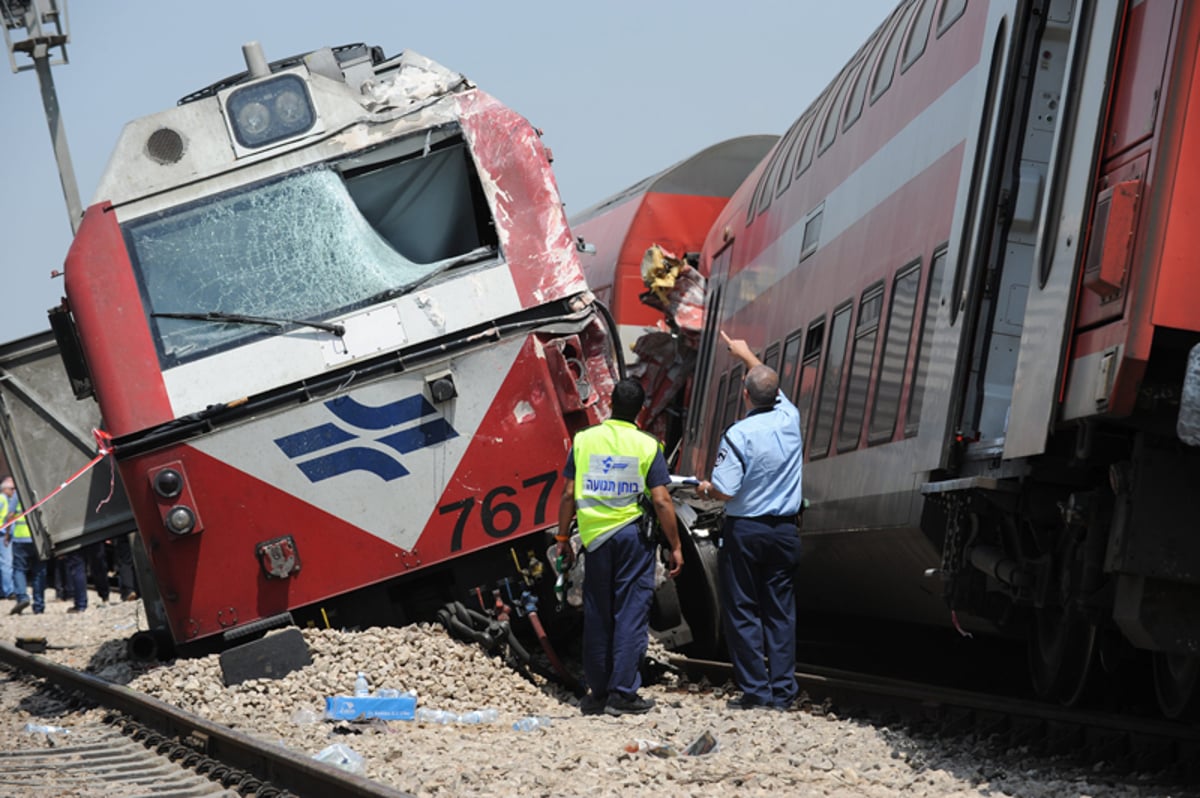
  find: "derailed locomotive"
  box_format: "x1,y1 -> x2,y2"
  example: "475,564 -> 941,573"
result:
676,0 -> 1200,718
49,43 -> 704,658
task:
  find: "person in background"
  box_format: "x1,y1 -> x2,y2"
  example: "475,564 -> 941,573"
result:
61,541 -> 111,613
3,475 -> 46,615
0,477 -> 16,600
114,533 -> 139,601
697,332 -> 804,711
556,378 -> 683,716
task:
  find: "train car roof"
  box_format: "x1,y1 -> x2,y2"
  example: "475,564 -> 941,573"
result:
570,135 -> 779,226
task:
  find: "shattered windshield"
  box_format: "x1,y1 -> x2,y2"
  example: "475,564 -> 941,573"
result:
126,140 -> 497,364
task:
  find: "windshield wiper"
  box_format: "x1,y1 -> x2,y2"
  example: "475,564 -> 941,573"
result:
364,246 -> 497,306
152,311 -> 345,337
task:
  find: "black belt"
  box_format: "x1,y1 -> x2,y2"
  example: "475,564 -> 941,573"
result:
728,513 -> 799,525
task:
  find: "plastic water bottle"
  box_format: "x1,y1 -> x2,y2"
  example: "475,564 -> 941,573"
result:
23,723 -> 69,734
459,708 -> 498,724
512,715 -> 551,731
415,707 -> 458,724
354,672 -> 370,697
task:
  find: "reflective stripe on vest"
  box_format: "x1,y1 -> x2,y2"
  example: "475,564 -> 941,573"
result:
571,419 -> 661,550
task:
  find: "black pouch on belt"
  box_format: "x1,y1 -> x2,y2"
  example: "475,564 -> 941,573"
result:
636,493 -> 658,544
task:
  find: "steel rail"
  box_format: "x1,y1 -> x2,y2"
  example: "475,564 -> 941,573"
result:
670,655 -> 1200,750
0,641 -> 412,798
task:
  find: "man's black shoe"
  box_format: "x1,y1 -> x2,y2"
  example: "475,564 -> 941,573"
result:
605,694 -> 655,716
10,597 -> 29,615
726,695 -> 768,710
579,693 -> 607,716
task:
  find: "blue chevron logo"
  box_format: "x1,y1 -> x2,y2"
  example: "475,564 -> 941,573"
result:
274,394 -> 459,483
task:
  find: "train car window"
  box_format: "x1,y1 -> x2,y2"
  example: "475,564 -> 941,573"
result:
871,1 -> 919,104
780,329 -> 804,401
837,284 -> 884,451
754,152 -> 779,218
801,206 -> 824,260
809,305 -> 852,458
763,342 -> 782,374
901,0 -> 937,72
843,55 -> 872,131
796,95 -> 827,176
746,170 -> 769,226
777,116 -> 812,197
937,0 -> 968,37
906,247 -> 948,437
687,246 -> 731,440
869,261 -> 921,443
797,317 -> 826,440
819,64 -> 859,156
723,364 -> 745,430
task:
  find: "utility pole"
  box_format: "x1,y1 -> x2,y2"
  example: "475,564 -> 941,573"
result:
2,0 -> 80,235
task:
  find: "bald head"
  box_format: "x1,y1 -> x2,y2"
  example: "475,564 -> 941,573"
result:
744,365 -> 779,408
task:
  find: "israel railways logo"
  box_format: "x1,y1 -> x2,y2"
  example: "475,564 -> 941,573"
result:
274,394 -> 458,482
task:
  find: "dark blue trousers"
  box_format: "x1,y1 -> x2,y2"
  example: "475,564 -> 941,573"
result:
582,520 -> 656,701
719,515 -> 801,707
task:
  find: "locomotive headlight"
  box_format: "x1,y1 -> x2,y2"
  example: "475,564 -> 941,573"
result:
153,468 -> 183,499
235,101 -> 271,137
226,74 -> 316,149
165,505 -> 197,535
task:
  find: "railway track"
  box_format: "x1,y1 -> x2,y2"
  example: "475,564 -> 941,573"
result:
0,641 -> 410,798
669,655 -> 1200,784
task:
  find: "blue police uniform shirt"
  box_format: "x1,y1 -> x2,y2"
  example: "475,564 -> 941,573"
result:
711,391 -> 803,517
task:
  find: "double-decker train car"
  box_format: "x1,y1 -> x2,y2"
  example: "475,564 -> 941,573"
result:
49,42 -> 647,657
681,0 -> 1200,718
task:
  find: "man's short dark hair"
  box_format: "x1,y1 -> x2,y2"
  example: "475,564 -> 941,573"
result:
611,378 -> 645,422
745,365 -> 779,408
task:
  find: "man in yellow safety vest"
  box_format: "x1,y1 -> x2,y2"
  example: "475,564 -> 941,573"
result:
2,476 -> 45,614
556,378 -> 683,716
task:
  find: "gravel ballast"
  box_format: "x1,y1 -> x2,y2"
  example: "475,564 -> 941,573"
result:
0,589 -> 1193,797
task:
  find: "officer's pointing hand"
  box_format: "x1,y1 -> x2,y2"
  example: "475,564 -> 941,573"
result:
720,330 -> 754,365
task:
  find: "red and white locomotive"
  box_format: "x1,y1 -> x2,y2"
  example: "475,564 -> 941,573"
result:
680,0 -> 1200,717
51,43 -> 629,655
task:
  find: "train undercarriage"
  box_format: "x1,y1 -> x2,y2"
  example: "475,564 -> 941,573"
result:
926,407 -> 1200,719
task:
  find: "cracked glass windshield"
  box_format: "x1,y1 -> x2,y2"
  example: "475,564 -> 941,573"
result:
126,140 -> 496,364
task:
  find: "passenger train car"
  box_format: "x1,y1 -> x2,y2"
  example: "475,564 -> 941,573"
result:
681,0 -> 1200,717
569,136 -> 777,446
49,43 -> 629,655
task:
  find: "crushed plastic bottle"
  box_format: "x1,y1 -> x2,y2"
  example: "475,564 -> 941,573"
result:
459,708 -> 499,724
624,738 -> 677,757
512,715 -> 551,731
354,672 -> 370,697
415,707 -> 458,724
312,743 -> 365,775
23,723 -> 69,734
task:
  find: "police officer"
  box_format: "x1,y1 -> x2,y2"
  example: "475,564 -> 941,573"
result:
3,476 -> 46,615
698,332 -> 803,710
557,378 -> 683,716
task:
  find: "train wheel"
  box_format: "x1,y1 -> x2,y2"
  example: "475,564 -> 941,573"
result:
1153,653 -> 1200,720
1028,605 -> 1096,705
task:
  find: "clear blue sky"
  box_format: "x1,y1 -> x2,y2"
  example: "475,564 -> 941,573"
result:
0,1 -> 896,343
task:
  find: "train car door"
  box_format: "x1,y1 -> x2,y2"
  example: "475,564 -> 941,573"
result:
1004,1 -> 1124,459
946,0 -> 1106,463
